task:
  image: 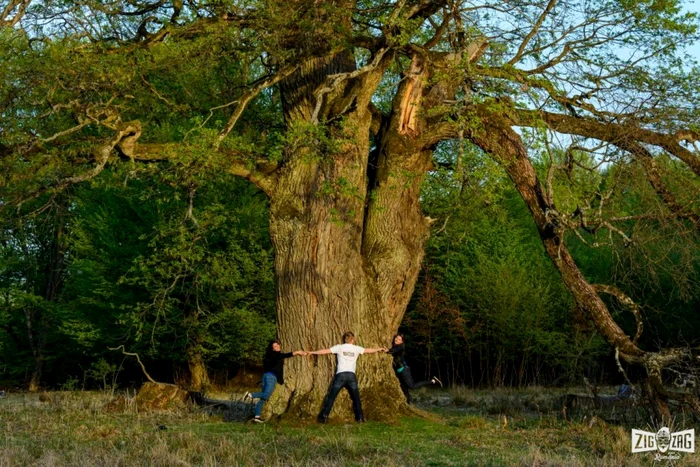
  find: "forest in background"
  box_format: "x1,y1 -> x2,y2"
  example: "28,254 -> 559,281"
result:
2,146 -> 697,391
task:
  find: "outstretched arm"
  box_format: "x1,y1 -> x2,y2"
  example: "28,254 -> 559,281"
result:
363,347 -> 389,354
307,348 -> 332,355
292,350 -> 308,356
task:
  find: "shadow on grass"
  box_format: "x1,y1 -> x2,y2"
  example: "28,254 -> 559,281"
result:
190,392 -> 254,422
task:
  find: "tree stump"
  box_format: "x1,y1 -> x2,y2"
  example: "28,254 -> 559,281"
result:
134,382 -> 192,410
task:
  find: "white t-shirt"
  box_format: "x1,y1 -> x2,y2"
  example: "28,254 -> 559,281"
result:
330,344 -> 365,374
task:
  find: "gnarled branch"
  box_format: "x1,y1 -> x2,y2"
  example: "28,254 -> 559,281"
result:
593,284 -> 643,345
108,345 -> 157,384
16,122 -> 142,208
0,0 -> 31,27
217,65 -> 300,145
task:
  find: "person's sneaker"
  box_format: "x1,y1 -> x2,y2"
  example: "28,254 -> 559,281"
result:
356,418 -> 365,423
317,415 -> 328,424
253,416 -> 264,423
432,377 -> 443,387
243,392 -> 252,401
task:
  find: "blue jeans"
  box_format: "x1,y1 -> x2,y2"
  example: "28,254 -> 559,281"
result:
251,372 -> 277,417
320,371 -> 364,421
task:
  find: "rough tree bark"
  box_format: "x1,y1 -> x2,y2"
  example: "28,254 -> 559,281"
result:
268,51 -> 414,420
264,42 -> 476,420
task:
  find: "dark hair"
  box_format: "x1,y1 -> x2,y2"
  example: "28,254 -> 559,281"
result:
265,340 -> 281,355
342,331 -> 355,343
392,333 -> 404,345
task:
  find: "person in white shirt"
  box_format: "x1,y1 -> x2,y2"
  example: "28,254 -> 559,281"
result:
307,331 -> 387,423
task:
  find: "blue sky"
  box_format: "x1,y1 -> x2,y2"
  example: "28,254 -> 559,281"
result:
687,0 -> 700,60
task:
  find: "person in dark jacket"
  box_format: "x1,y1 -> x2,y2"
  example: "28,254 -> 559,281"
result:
245,340 -> 306,422
388,334 -> 441,404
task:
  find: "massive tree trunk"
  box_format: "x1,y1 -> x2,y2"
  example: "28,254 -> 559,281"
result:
269,139 -> 432,420
269,167 -> 408,419
261,50 -> 437,421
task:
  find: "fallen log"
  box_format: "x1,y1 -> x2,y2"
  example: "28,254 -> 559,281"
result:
189,391 -> 253,421
562,385 -> 643,424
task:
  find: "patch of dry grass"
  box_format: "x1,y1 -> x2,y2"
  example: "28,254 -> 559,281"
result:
0,389 -> 697,466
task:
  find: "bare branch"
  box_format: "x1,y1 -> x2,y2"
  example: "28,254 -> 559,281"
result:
38,121 -> 91,145
424,11 -> 449,49
217,65 -> 299,145
108,345 -> 157,384
509,0 -> 558,65
615,347 -> 634,387
543,138 -> 562,205
186,184 -> 200,228
140,74 -> 182,110
621,141 -> 700,229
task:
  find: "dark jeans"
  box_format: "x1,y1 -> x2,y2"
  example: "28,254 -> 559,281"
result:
396,366 -> 431,404
251,372 -> 277,417
319,371 -> 364,421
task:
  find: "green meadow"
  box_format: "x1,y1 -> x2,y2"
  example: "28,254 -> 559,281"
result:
1,387 -> 697,466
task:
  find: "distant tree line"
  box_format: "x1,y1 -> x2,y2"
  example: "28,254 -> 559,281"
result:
2,150 -> 697,391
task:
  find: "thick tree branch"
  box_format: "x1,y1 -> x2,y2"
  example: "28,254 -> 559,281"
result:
430,103 -> 699,188
593,284 -> 643,344
463,113 -> 645,361
217,65 -> 300,145
12,118 -> 278,208
514,110 -> 700,177
17,122 -> 141,207
621,141 -> 700,229
108,345 -> 157,384
473,66 -> 617,120
311,47 -> 390,124
122,140 -> 278,196
0,0 -> 30,27
223,153 -> 278,197
404,0 -> 447,22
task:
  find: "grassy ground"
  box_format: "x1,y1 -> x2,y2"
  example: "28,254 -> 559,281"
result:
0,387 -> 698,466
